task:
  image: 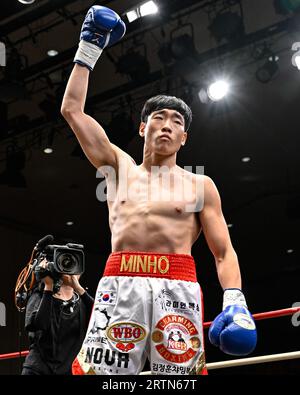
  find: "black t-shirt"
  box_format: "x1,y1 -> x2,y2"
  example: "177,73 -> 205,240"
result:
23,289 -> 94,375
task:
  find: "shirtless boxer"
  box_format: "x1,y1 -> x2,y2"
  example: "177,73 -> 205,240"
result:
61,6 -> 257,375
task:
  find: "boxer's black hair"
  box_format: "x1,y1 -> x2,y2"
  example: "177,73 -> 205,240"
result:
141,95 -> 192,131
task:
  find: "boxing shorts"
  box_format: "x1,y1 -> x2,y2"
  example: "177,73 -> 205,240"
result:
72,251 -> 207,375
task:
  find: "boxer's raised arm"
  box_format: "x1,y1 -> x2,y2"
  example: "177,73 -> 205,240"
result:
61,6 -> 127,170
61,65 -> 118,170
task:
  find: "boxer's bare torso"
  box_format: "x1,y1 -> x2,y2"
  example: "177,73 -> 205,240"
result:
106,157 -> 203,254
61,38 -> 242,296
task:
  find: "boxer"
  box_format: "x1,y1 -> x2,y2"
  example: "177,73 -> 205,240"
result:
61,6 -> 257,375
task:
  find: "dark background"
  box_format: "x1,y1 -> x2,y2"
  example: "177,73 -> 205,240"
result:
0,0 -> 299,374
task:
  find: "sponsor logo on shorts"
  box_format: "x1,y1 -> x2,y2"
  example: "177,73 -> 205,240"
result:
167,331 -> 187,351
81,346 -> 130,374
97,290 -> 116,305
88,307 -> 111,335
152,315 -> 200,364
152,362 -> 192,374
85,335 -> 108,344
107,322 -> 147,352
190,337 -> 201,349
155,289 -> 200,315
120,254 -> 170,275
233,313 -> 256,330
152,350 -> 206,375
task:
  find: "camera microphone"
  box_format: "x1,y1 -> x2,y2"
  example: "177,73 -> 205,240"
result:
35,234 -> 54,252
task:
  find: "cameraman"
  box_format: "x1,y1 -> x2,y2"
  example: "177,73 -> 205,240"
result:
21,259 -> 94,375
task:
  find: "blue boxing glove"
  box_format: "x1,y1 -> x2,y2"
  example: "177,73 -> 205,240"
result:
208,288 -> 257,356
74,6 -> 126,71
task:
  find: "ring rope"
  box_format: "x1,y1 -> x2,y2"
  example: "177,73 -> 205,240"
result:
1,307 -> 299,366
203,306 -> 300,328
138,350 -> 300,374
206,350 -> 300,370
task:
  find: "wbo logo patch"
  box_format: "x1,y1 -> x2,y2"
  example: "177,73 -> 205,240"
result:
106,322 -> 147,353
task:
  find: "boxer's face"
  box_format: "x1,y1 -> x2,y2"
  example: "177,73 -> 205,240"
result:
139,108 -> 187,155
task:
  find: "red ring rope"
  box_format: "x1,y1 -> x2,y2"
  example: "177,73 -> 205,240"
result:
1,306 -> 299,361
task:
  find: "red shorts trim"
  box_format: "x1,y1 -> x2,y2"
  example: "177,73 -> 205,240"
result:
103,251 -> 197,282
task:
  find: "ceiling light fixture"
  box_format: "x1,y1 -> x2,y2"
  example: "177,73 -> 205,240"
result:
140,1 -> 158,17
43,148 -> 53,154
207,80 -> 229,102
256,55 -> 279,83
18,0 -> 35,4
125,1 -> 158,23
242,157 -> 251,163
47,50 -> 58,57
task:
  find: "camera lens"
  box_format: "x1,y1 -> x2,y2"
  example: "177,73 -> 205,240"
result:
56,253 -> 77,273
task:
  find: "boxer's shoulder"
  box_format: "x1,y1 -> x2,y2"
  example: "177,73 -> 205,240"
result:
202,175 -> 222,206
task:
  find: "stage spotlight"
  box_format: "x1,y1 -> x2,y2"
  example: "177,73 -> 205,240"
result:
171,35 -> 196,60
256,55 -> 279,83
18,0 -> 35,4
140,1 -> 158,17
47,49 -> 58,57
44,148 -> 53,154
125,1 -> 158,23
251,43 -> 271,61
116,47 -> 150,83
242,157 -> 251,163
126,10 -> 139,23
208,11 -> 244,43
158,34 -> 197,65
207,80 -> 229,102
198,79 -> 230,104
43,129 -> 56,154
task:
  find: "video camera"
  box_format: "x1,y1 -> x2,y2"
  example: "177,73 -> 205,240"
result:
15,235 -> 85,311
34,235 -> 85,291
